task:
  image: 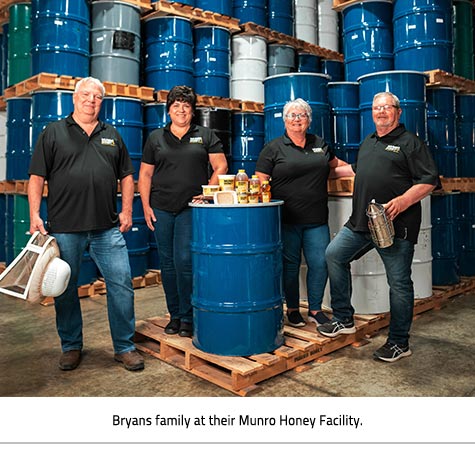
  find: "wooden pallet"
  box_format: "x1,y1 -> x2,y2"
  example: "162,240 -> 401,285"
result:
145,0 -> 240,31
2,73 -> 155,101
135,277 -> 475,395
332,0 -> 380,12
240,101 -> 264,113
440,177 -> 475,193
426,69 -> 475,94
238,22 -> 344,61
327,176 -> 354,195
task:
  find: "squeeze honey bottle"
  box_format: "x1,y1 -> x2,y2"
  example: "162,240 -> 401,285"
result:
261,180 -> 271,203
235,169 -> 249,194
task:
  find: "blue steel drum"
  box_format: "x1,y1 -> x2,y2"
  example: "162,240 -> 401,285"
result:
298,53 -> 321,73
231,112 -> 264,176
267,44 -> 296,76
431,194 -> 459,285
358,70 -> 428,141
328,82 -> 360,156
31,91 -> 73,151
6,97 -> 31,180
117,194 -> 149,278
233,0 -> 267,27
457,193 -> 475,276
264,72 -> 331,144
320,59 -> 344,81
341,0 -> 393,81
147,229 -> 160,270
427,87 -> 457,178
0,194 -> 5,262
99,97 -> 143,179
31,0 -> 90,78
143,103 -> 169,145
191,201 -> 284,356
143,16 -> 194,92
393,0 -> 453,73
456,94 -> 475,177
0,33 -> 3,94
1,23 -> 8,93
90,1 -> 141,85
195,0 -> 232,17
268,0 -> 293,36
193,26 -> 230,98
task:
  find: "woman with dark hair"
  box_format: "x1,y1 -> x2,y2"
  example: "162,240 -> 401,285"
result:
138,86 -> 228,337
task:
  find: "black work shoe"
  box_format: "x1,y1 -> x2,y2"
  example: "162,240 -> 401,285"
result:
59,350 -> 82,371
114,350 -> 144,371
286,310 -> 306,327
178,321 -> 193,337
373,342 -> 412,363
164,318 -> 181,335
307,310 -> 331,325
317,318 -> 356,337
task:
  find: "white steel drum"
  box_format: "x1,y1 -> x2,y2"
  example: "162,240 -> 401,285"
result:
317,0 -> 339,52
294,0 -> 318,45
231,35 -> 267,103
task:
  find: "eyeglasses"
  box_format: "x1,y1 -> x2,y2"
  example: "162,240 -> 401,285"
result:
285,112 -> 309,120
78,91 -> 103,101
372,104 -> 398,111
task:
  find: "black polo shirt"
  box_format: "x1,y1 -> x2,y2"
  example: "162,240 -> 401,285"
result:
141,123 -> 224,213
255,133 -> 335,225
29,114 -> 134,233
347,124 -> 440,244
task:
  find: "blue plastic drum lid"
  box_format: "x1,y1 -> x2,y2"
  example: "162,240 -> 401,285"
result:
264,72 -> 331,144
392,0 -> 453,72
357,70 -> 428,141
31,0 -> 90,78
268,0 -> 293,36
233,0 -> 267,27
191,202 -> 284,356
143,16 -> 194,91
195,0 -> 232,16
193,26 -> 230,98
341,0 -> 394,81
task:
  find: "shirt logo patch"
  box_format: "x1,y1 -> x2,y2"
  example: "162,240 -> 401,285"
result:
385,145 -> 400,153
190,137 -> 203,144
101,138 -> 116,146
312,147 -> 324,153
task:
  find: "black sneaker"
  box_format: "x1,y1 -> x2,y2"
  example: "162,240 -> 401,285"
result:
373,342 -> 412,363
307,310 -> 331,325
178,321 -> 193,338
317,318 -> 355,337
286,310 -> 306,327
165,318 -> 180,335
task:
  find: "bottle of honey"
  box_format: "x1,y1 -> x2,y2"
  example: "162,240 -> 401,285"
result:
261,180 -> 271,203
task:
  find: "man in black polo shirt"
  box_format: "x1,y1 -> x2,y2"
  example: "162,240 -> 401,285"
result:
28,77 -> 144,372
317,91 -> 440,362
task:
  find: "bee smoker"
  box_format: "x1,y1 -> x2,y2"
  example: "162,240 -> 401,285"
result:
366,200 -> 395,248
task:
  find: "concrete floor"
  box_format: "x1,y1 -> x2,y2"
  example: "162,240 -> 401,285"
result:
1,281 -> 474,397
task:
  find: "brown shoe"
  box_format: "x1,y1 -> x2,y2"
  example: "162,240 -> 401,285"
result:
59,350 -> 82,371
114,350 -> 144,371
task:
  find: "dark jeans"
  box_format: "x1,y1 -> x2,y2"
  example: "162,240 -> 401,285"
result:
282,223 -> 330,311
325,226 -> 415,346
152,208 -> 193,323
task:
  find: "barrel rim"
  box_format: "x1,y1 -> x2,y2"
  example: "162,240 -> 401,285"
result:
193,24 -> 231,33
264,72 -> 331,82
143,15 -> 191,23
341,0 -> 392,12
357,70 -> 429,81
91,0 -> 141,11
328,81 -> 360,86
190,200 -> 284,208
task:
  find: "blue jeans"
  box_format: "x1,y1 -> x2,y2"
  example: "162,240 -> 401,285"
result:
325,226 -> 415,346
52,228 -> 136,354
152,208 -> 193,322
282,223 -> 330,311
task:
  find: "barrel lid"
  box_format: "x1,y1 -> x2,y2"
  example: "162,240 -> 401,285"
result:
144,15 -> 191,23
190,200 -> 284,208
357,70 -> 429,82
328,81 -> 359,86
92,0 -> 141,11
